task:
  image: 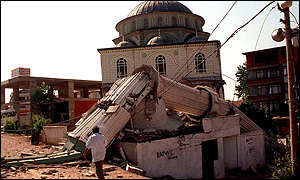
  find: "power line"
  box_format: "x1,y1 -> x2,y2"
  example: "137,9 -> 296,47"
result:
158,1 -> 276,97
209,1 -> 237,40
158,1 -> 238,95
289,9 -> 299,26
255,4 -> 277,50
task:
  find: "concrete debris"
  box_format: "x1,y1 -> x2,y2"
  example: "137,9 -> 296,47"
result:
41,169 -> 58,175
126,164 -> 146,176
103,166 -> 116,172
20,152 -> 36,157
85,171 -> 96,177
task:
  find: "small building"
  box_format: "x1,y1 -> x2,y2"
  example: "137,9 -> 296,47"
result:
1,69 -> 102,130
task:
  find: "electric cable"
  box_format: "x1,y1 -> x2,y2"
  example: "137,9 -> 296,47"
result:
158,1 -> 275,97
255,4 -> 277,50
289,9 -> 299,26
209,1 -> 237,40
158,1 -> 238,94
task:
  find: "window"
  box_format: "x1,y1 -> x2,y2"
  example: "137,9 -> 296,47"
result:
269,84 -> 281,94
144,18 -> 149,28
256,70 -> 264,79
281,48 -> 286,59
158,16 -> 163,27
270,101 -> 280,112
195,53 -> 206,72
283,66 -> 287,76
194,20 -> 198,29
269,68 -> 279,78
258,85 -> 268,95
248,71 -> 256,80
249,87 -> 258,96
155,55 -> 166,75
131,21 -> 136,31
172,16 -> 177,26
185,17 -> 190,27
117,58 -> 127,78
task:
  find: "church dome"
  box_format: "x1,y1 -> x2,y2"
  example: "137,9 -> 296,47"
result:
116,40 -> 136,47
127,1 -> 193,18
147,35 -> 173,45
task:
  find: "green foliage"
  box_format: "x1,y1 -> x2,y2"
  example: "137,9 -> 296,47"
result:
267,135 -> 292,179
31,114 -> 51,133
32,82 -> 56,118
32,82 -> 55,105
235,62 -> 248,101
238,101 -> 277,134
3,117 -> 17,132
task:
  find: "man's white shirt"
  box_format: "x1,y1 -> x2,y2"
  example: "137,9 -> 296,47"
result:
86,133 -> 106,162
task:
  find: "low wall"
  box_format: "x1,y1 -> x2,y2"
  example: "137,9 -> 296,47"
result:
42,126 -> 67,145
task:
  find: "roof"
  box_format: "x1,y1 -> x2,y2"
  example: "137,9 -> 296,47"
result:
127,1 -> 193,18
1,76 -> 102,90
242,46 -> 285,55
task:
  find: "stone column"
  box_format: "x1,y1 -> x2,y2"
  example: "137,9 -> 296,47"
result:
1,87 -> 5,105
29,80 -> 37,120
68,81 -> 75,123
13,85 -> 20,126
83,88 -> 89,98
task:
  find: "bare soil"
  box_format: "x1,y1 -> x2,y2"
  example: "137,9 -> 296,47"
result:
1,132 -> 150,179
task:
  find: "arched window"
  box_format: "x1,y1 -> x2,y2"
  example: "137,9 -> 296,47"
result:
155,55 -> 166,75
195,53 -> 206,72
172,16 -> 177,26
131,21 -> 136,31
144,18 -> 149,28
194,20 -> 198,29
158,16 -> 163,27
185,17 -> 190,27
117,58 -> 127,78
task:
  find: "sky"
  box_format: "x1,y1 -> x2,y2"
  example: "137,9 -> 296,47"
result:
1,1 -> 299,103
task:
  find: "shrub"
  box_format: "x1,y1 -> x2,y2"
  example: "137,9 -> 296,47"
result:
267,134 -> 292,179
31,114 -> 51,133
3,117 -> 17,133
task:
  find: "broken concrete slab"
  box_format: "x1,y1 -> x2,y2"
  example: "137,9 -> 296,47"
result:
126,164 -> 146,176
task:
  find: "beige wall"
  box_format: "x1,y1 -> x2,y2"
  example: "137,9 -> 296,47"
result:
100,42 -> 221,85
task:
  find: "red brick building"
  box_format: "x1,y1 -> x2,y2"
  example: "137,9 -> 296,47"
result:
243,34 -> 299,117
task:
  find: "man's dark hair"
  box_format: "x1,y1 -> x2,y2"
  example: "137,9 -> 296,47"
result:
92,126 -> 99,133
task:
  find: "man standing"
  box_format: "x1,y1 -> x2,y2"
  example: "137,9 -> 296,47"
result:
83,126 -> 106,179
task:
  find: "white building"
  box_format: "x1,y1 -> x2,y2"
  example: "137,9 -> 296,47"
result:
98,1 -> 225,98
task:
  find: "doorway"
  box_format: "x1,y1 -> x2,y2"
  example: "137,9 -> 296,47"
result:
202,139 -> 218,179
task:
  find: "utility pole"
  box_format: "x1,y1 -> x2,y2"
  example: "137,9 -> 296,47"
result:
277,3 -> 299,176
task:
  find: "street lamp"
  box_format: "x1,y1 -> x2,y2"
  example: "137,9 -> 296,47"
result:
272,1 -> 299,176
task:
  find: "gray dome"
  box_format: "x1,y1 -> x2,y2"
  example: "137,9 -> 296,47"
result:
147,35 -> 173,45
127,1 -> 193,18
116,41 -> 136,47
187,36 -> 207,43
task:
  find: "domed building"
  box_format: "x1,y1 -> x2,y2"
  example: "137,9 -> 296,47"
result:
98,1 -> 225,98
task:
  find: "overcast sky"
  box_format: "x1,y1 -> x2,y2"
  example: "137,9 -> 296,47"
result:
1,1 -> 299,103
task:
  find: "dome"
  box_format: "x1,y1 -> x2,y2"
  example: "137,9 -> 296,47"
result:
187,36 -> 207,43
147,35 -> 173,45
127,1 -> 193,18
116,40 -> 136,47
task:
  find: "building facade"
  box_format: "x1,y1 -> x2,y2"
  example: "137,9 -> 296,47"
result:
1,70 -> 102,130
98,1 -> 225,98
243,32 -> 299,117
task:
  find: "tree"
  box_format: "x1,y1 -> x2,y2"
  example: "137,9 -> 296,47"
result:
235,62 -> 248,101
238,101 -> 277,134
32,82 -> 55,118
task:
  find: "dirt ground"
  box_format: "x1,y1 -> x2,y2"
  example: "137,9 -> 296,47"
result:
1,132 -> 149,179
